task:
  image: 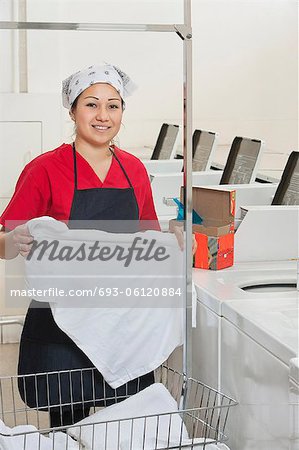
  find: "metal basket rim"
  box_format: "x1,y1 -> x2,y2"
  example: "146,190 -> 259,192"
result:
0,365 -> 238,406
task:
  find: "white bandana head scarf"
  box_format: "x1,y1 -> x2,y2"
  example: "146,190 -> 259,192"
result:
62,64 -> 137,110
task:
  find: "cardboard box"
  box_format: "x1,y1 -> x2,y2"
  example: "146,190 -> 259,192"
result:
169,187 -> 235,270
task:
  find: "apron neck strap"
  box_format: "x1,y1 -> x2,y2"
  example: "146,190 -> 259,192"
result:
72,143 -> 79,190
72,143 -> 134,189
109,147 -> 133,189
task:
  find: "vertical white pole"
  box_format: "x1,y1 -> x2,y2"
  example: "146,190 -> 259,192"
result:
183,0 -> 193,380
11,0 -> 19,92
18,0 -> 28,92
11,0 -> 28,93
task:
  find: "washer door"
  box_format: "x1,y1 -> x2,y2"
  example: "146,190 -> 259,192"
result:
241,282 -> 297,293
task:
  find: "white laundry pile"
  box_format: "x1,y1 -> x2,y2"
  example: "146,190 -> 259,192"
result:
0,385 -> 230,450
67,383 -> 230,450
0,420 -> 79,450
120,438 -> 231,450
24,217 -> 185,388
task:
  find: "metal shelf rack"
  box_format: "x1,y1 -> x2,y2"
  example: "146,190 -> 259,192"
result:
0,0 -> 193,380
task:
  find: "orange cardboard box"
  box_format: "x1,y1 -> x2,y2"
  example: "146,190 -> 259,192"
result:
169,187 -> 235,270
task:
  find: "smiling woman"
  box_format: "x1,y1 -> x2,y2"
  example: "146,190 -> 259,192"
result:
0,63 -> 160,428
70,83 -> 123,178
0,64 -> 158,239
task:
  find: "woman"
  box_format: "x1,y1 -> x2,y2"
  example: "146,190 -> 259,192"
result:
0,64 -> 159,427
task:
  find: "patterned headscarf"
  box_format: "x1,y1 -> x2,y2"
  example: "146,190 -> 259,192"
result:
62,64 -> 137,110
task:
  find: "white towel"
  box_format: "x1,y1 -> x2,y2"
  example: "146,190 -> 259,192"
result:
0,420 -> 79,450
120,437 -> 230,450
48,432 -> 80,450
67,383 -> 230,450
25,218 -> 185,388
67,383 -> 187,449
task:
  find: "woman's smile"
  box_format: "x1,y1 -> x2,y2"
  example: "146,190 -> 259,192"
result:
91,125 -> 111,132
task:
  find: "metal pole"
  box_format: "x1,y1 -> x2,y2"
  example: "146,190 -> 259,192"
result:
18,0 -> 28,93
0,22 -> 177,32
182,0 -> 193,381
11,0 -> 19,93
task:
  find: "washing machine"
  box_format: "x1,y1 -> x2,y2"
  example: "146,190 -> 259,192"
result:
192,259 -> 297,392
150,170 -> 222,218
192,262 -> 298,450
192,205 -> 298,449
289,358 -> 299,449
221,295 -> 298,449
143,159 -> 183,174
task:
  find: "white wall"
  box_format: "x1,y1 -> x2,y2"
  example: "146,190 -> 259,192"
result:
192,0 -> 298,155
0,0 -> 14,92
0,0 -> 298,157
24,0 -> 184,150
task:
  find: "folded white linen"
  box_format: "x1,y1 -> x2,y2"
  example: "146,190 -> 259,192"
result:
48,431 -> 80,450
0,419 -> 79,450
120,437 -> 230,450
67,383 -> 231,450
25,218 -> 185,388
67,382 -> 189,450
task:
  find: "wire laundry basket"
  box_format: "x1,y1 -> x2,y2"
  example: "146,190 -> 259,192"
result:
0,365 -> 237,449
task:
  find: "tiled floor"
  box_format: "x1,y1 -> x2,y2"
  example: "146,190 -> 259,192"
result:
0,342 -> 51,429
0,339 -> 183,430
0,342 -> 18,376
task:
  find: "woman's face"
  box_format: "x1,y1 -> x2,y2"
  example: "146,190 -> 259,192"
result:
71,83 -> 123,149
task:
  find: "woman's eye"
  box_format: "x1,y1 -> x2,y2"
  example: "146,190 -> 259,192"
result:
86,102 -> 97,107
109,104 -> 119,109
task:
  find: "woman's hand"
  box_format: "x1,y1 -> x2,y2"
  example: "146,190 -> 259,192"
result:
0,224 -> 33,259
11,224 -> 34,258
173,225 -> 197,256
